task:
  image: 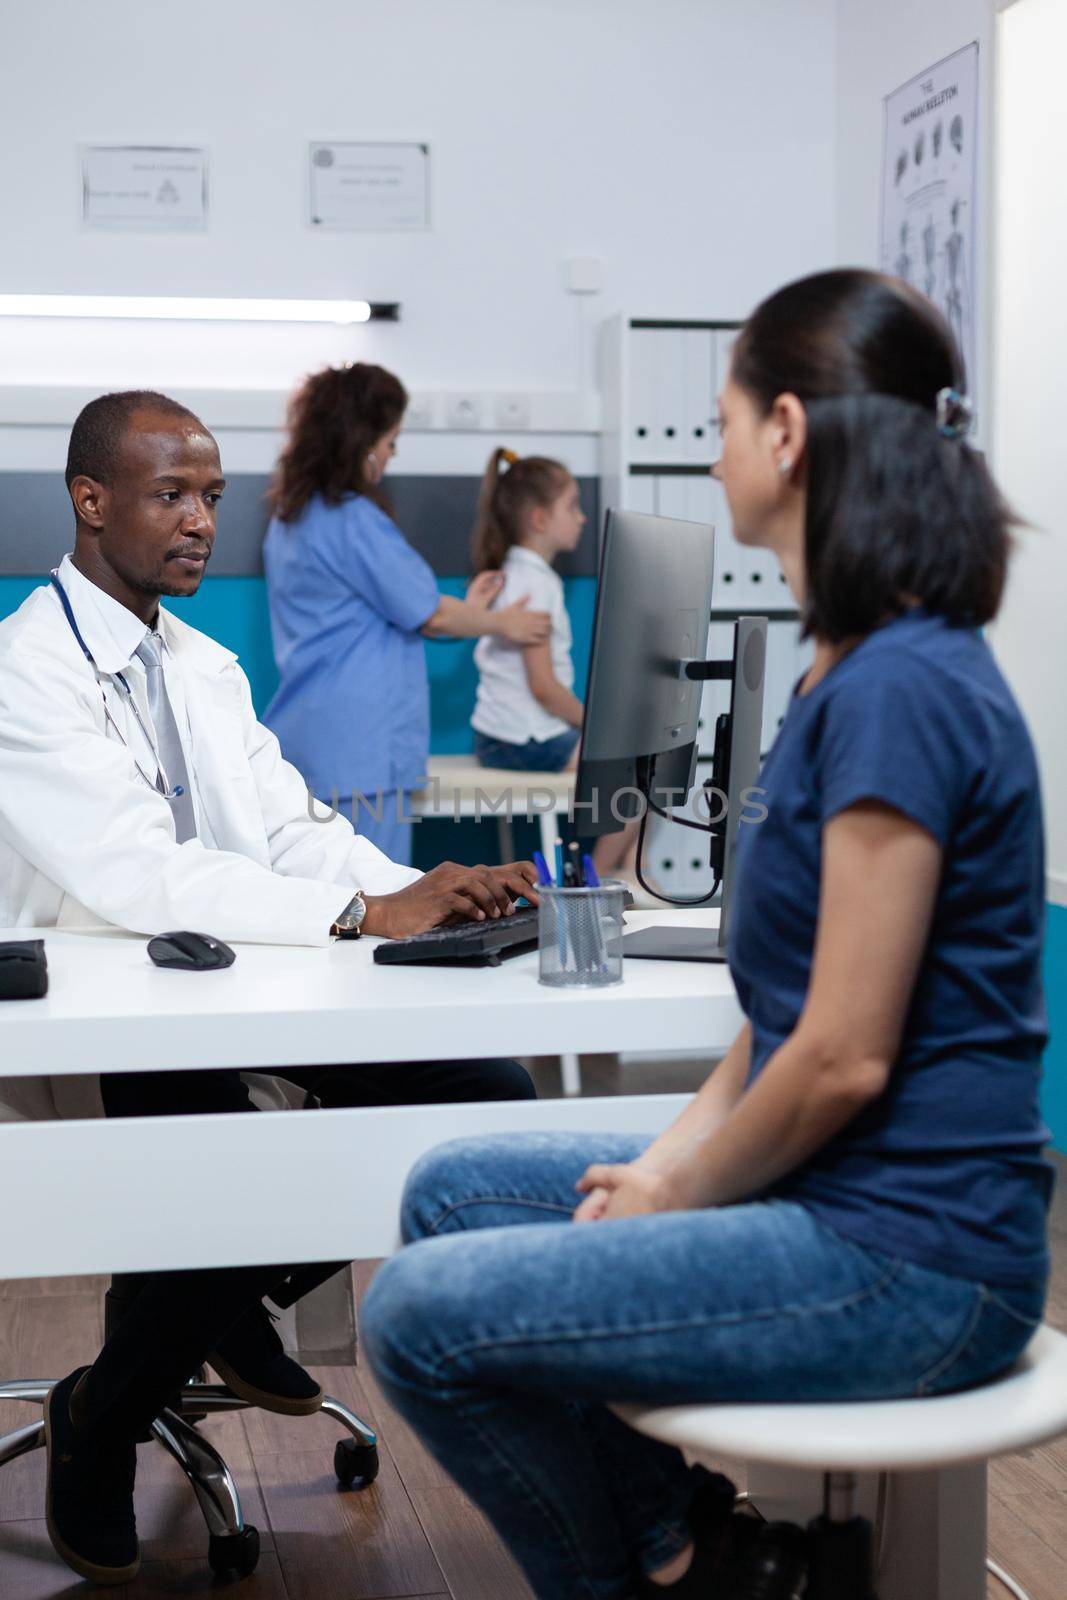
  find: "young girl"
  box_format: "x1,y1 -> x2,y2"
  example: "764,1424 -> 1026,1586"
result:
470,448 -> 586,772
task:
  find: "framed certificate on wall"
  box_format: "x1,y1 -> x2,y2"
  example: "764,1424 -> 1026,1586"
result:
81,145 -> 209,231
308,142 -> 429,231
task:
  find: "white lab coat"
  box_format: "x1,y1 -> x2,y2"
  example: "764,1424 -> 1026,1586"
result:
0,556 -> 422,1119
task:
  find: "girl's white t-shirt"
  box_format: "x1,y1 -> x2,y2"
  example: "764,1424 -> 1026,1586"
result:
471,546 -> 574,745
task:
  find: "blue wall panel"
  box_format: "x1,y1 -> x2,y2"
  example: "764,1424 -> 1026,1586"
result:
1042,903 -> 1067,1153
0,578 -> 39,616
0,572 -> 597,754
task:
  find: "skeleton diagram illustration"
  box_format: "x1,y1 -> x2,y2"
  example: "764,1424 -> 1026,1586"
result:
922,213 -> 938,299
942,198 -> 967,355
895,221 -> 913,284
882,47 -> 977,391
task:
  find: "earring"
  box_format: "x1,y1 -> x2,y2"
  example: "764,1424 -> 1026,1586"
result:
777,457 -> 793,477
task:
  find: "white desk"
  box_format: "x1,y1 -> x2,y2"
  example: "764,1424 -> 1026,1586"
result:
409,754 -> 582,1087
0,912 -> 741,1280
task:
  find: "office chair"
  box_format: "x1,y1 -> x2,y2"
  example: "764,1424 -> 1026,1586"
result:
0,1320 -> 380,1578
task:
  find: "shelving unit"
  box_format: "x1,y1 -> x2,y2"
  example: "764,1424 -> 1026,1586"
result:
598,313 -> 812,899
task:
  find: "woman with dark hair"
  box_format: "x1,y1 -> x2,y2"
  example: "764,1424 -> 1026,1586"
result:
359,271 -> 1051,1599
263,363 -> 550,863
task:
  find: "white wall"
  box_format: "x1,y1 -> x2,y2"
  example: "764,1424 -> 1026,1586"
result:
990,0 -> 1067,894
0,0 -> 838,473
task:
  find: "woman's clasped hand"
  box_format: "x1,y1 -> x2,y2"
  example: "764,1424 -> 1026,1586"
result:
573,1161 -> 685,1222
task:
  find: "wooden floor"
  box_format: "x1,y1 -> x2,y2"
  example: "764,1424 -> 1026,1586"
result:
0,1094 -> 1064,1598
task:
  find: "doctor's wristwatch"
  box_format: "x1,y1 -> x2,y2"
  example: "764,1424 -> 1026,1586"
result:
331,892 -> 368,939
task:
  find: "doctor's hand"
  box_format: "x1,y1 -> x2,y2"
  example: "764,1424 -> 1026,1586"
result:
573,1163 -> 682,1222
486,859 -> 541,905
361,860 -> 539,940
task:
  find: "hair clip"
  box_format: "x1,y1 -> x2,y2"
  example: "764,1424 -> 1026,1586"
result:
935,386 -> 974,441
500,448 -> 520,466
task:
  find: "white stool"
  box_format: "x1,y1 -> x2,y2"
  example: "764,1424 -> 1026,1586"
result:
411,756 -> 574,865
614,1324 -> 1067,1600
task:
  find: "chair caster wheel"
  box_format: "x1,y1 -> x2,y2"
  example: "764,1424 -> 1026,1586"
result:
335,1437 -> 380,1488
208,1525 -> 261,1578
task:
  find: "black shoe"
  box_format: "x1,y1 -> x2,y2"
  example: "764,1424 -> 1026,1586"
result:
637,1471 -> 750,1597
721,1519 -> 809,1600
208,1301 -> 324,1416
44,1367 -> 139,1586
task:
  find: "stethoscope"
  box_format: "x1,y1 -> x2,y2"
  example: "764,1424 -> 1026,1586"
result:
50,570 -> 186,802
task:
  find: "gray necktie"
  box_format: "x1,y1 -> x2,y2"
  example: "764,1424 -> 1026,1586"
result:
134,631 -> 197,843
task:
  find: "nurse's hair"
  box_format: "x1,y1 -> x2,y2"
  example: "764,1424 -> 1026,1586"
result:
730,268 -> 1015,641
270,363 -> 408,522
472,448 -> 571,571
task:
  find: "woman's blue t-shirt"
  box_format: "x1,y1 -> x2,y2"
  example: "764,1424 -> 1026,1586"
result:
263,494 -> 439,799
729,609 -> 1051,1288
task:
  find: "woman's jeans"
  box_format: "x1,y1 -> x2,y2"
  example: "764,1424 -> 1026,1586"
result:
361,1131 -> 1046,1600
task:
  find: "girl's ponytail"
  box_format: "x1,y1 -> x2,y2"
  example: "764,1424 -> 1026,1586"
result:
472,448 -> 520,571
471,448 -> 569,571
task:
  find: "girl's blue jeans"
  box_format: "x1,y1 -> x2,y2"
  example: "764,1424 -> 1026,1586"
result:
361,1132 -> 1046,1600
474,728 -> 579,772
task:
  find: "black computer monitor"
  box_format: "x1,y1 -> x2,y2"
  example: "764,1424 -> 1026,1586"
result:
574,509 -> 715,833
574,507 -> 766,963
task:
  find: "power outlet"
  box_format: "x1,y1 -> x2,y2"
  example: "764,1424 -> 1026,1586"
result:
404,392 -> 437,430
446,393 -> 483,430
494,393 -> 531,429
565,257 -> 605,294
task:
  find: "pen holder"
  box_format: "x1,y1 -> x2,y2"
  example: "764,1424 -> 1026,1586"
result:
537,881 -> 626,988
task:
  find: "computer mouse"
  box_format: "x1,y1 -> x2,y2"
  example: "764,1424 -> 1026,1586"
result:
147,931 -> 237,971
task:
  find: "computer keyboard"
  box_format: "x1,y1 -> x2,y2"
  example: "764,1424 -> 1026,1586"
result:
372,904 -> 541,966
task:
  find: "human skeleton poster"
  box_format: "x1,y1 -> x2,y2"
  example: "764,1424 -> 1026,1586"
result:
881,44 -> 979,404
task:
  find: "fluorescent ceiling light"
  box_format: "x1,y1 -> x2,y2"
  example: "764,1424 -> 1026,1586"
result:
0,295 -> 400,324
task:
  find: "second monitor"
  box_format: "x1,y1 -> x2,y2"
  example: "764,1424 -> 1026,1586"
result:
574,507 -> 766,963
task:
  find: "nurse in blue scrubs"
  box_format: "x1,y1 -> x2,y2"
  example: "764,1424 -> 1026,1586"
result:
263,363 -> 550,864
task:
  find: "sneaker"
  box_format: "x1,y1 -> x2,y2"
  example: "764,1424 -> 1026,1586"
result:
44,1367 -> 139,1586
208,1301 -> 324,1416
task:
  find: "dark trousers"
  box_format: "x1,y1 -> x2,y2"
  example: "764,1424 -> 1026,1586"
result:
86,1058 -> 534,1446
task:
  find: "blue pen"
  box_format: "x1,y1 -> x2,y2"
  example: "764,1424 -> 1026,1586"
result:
582,853 -> 600,888
549,842 -> 569,968
532,850 -> 553,886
